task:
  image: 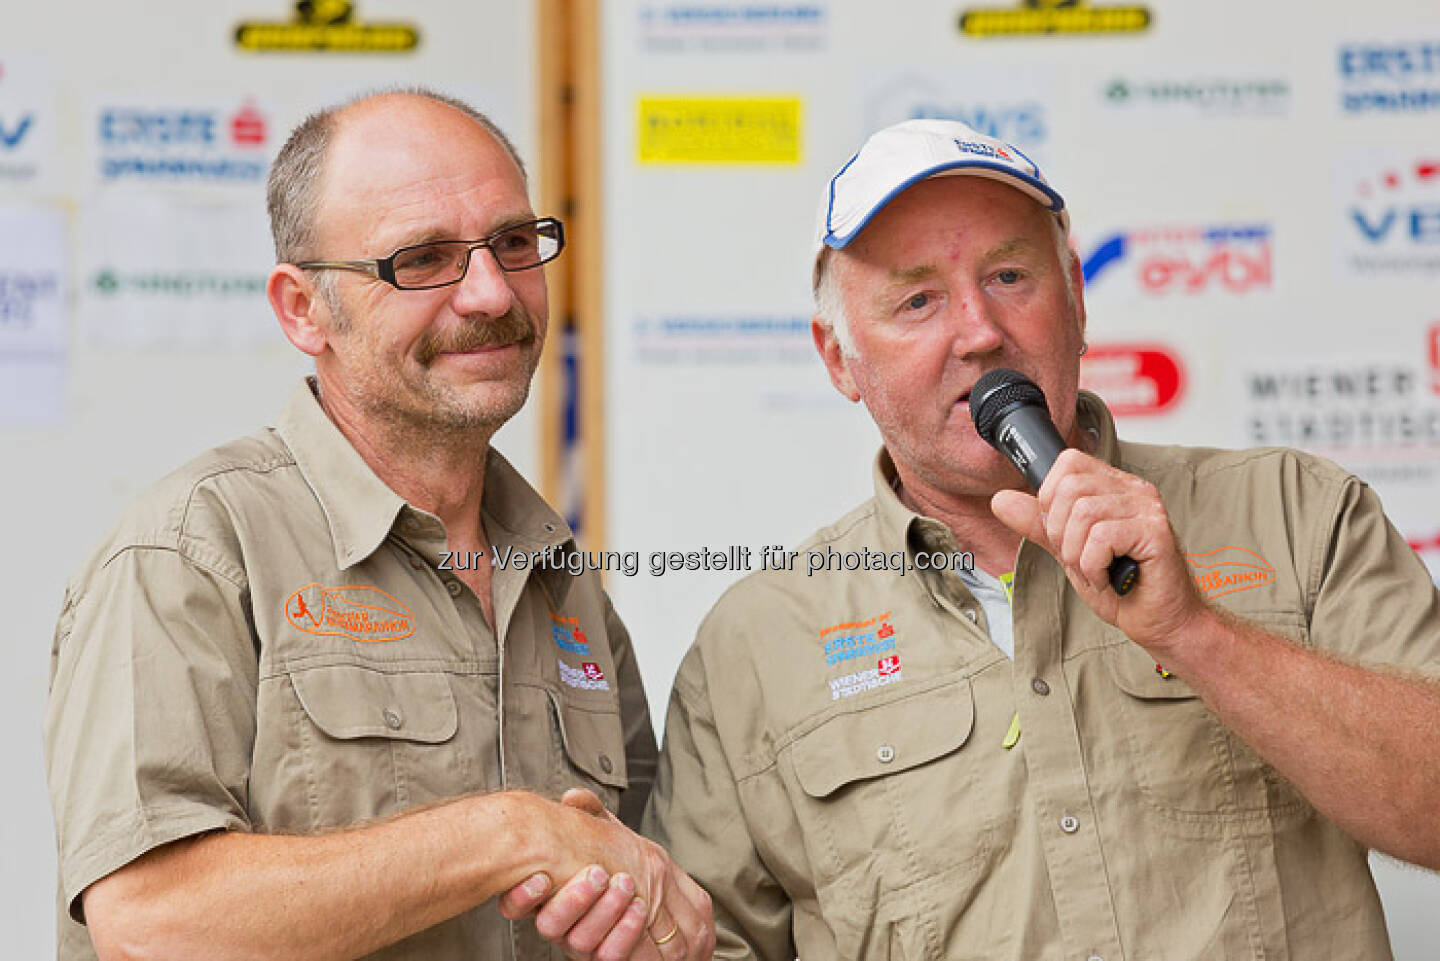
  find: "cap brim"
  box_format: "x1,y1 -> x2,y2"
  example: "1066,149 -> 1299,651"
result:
823,159 -> 1068,250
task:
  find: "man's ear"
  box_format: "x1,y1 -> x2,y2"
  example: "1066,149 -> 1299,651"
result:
268,264 -> 329,358
812,317 -> 861,402
1066,243 -> 1087,345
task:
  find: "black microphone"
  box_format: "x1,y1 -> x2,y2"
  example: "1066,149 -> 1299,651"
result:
970,368 -> 1139,596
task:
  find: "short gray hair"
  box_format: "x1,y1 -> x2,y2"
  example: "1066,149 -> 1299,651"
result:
266,86 -> 527,264
811,212 -> 1074,358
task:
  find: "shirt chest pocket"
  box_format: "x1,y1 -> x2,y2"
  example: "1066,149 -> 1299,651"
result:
1104,619 -> 1311,834
783,678 -> 1003,960
285,664 -> 473,829
546,687 -> 630,812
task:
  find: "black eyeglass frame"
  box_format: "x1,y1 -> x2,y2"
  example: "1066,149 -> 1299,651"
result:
293,216 -> 565,290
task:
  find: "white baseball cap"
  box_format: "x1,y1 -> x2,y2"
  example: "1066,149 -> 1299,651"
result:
815,118 -> 1068,255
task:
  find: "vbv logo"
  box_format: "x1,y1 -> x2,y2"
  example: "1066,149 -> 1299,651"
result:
1083,223 -> 1272,296
0,114 -> 33,150
1340,154 -> 1440,278
1349,159 -> 1440,246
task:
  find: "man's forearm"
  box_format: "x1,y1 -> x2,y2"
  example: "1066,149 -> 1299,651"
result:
83,791 -> 584,961
1171,607 -> 1440,868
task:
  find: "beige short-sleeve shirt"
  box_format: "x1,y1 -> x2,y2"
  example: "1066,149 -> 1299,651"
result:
45,380 -> 657,961
645,392 -> 1440,961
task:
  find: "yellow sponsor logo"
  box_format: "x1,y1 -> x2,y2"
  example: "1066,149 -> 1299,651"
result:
959,0 -> 1151,37
235,1 -> 418,53
637,96 -> 802,165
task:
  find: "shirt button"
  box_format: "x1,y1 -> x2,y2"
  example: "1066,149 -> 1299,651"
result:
964,608 -> 978,623
599,754 -> 613,774
1088,955 -> 1105,961
445,579 -> 463,598
383,709 -> 403,730
1060,814 -> 1080,834
544,522 -> 557,533
876,744 -> 896,763
1031,677 -> 1051,696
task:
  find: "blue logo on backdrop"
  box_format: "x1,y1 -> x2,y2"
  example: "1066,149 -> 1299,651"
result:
1338,41 -> 1440,114
0,114 -> 34,150
97,105 -> 268,183
905,101 -> 1045,145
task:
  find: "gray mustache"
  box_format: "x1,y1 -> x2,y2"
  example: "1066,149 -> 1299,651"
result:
416,311 -> 536,364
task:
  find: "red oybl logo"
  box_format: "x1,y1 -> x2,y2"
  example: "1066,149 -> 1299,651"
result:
582,662 -> 605,681
1084,224 -> 1272,296
1080,343 -> 1186,416
878,655 -> 900,676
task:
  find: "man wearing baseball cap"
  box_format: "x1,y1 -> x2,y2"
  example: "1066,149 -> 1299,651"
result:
636,119 -> 1440,959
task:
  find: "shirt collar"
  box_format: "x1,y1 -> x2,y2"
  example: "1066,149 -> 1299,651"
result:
274,379 -> 577,592
276,378 -> 406,571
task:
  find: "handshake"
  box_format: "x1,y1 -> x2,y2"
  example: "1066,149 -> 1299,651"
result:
500,789 -> 715,961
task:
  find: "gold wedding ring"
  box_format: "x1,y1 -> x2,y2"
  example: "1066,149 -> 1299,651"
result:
652,921 -> 680,946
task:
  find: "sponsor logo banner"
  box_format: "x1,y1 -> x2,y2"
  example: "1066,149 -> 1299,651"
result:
632,314 -> 811,367
0,57 -> 55,186
1338,41 -> 1440,114
1101,75 -> 1290,115
0,204 -> 66,425
637,96 -> 802,165
235,1 -> 419,52
1336,150 -> 1440,279
1083,223 -> 1273,297
865,72 -> 1052,152
637,4 -> 827,53
1242,352 -> 1440,488
1429,321 -> 1440,395
77,196 -> 277,346
958,0 -> 1150,38
94,99 -> 274,186
1080,343 -> 1185,416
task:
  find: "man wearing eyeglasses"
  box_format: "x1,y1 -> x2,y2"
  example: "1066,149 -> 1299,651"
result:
45,90 -> 713,961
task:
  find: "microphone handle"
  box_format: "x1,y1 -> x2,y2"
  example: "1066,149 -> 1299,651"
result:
994,409 -> 1139,596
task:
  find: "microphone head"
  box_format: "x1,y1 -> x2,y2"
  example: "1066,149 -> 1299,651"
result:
970,368 -> 1047,447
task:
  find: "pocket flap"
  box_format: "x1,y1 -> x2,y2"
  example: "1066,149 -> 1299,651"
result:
292,665 -> 458,742
791,681 -> 975,798
1106,642 -> 1199,700
549,690 -> 629,789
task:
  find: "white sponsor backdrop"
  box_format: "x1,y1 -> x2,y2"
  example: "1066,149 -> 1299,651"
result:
1,3 -> 537,956
601,1 -> 1440,956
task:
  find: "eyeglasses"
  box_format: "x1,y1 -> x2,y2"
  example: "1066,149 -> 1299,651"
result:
294,217 -> 565,290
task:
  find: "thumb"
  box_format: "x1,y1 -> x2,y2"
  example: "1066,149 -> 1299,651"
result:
560,787 -> 607,817
990,489 -> 1046,545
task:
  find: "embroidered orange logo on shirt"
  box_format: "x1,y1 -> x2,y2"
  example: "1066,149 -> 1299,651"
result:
285,583 -> 415,642
1185,546 -> 1275,599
